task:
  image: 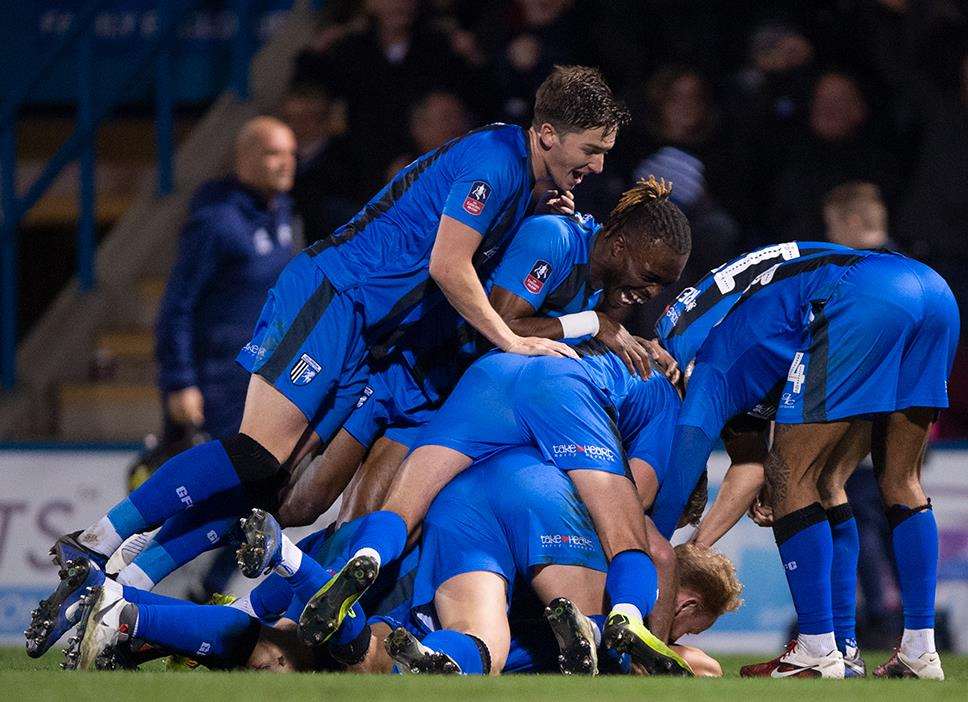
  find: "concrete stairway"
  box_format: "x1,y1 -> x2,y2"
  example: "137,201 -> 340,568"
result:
0,1 -> 319,441
56,279 -> 164,440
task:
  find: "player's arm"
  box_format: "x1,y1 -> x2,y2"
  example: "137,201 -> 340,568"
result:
689,417 -> 770,548
429,215 -> 578,359
488,285 -> 565,338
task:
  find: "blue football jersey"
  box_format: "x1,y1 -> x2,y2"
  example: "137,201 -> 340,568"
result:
656,242 -> 851,370
391,213 -> 605,401
489,213 -> 603,317
308,124 -> 536,345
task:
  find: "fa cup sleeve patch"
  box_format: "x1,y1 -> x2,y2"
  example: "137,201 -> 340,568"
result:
524,260 -> 552,293
462,180 -> 492,215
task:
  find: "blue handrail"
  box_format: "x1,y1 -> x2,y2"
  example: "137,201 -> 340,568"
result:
0,0 -> 257,390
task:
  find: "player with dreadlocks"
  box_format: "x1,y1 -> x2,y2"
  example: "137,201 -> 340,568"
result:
288,177 -> 694,676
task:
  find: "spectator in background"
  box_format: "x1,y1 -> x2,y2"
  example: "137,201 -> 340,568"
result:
728,20 -> 816,236
293,0 -> 487,185
384,90 -> 472,181
154,117 -> 296,598
628,66 -> 740,333
772,71 -> 899,241
279,83 -> 366,244
482,0 -> 589,122
822,181 -> 893,250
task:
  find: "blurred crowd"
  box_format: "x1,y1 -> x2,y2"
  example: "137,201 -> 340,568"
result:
272,0 -> 968,433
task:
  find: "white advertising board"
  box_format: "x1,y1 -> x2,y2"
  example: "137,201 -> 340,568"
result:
1,447 -> 966,652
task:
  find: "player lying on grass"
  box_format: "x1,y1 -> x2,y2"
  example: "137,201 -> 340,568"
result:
648,242 -> 958,679
58,448 -> 737,676
278,179 -> 684,529
33,63 -> 626,624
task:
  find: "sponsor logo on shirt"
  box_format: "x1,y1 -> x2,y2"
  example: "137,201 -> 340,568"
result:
462,180 -> 492,216
552,443 -> 616,462
242,342 -> 267,359
356,385 -> 374,408
290,353 -> 322,385
540,533 -> 596,550
524,259 -> 552,293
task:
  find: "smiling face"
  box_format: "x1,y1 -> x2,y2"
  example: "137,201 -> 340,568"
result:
535,123 -> 616,191
598,237 -> 688,309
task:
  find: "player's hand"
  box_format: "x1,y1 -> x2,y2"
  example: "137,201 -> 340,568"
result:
597,316 -> 652,378
504,335 -> 580,360
748,498 -> 774,527
535,189 -> 575,215
167,386 -> 204,427
635,336 -> 680,385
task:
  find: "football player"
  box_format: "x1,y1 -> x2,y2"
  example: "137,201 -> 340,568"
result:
650,243 -> 958,679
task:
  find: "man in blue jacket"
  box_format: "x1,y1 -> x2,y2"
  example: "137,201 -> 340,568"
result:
155,116 -> 297,441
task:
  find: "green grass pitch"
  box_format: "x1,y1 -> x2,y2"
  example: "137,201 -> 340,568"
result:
3,648 -> 968,701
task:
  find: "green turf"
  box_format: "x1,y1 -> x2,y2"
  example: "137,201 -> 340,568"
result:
2,648 -> 967,701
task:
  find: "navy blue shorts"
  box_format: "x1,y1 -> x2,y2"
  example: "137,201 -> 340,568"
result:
774,254 -> 959,423
409,447 -> 607,620
237,252 -> 369,443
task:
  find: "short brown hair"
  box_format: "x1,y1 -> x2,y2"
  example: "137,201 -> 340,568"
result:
603,175 -> 692,255
533,65 -> 630,137
675,543 -> 744,617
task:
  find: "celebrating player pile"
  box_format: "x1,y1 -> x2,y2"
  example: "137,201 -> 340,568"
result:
24,64 -> 958,684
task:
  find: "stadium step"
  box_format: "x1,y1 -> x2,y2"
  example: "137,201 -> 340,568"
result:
57,382 -> 160,441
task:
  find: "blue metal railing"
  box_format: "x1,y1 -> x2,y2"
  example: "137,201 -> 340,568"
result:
0,1 -> 255,390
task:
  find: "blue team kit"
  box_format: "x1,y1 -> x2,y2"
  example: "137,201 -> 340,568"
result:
651,242 -> 959,537
237,124 -> 536,442
414,341 -> 680,478
342,211 -> 605,449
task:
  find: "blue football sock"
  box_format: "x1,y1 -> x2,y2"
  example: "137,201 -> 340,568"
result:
111,440 -> 244,539
774,503 -> 834,635
283,552 -> 331,604
125,487 -> 248,587
827,504 -> 859,652
249,574 -> 295,620
421,630 -> 487,674
135,602 -> 261,664
121,586 -> 186,607
889,504 -> 938,630
332,603 -> 367,645
605,549 -> 658,618
344,510 -> 408,569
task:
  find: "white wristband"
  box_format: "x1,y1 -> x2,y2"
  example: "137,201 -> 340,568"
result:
558,310 -> 600,339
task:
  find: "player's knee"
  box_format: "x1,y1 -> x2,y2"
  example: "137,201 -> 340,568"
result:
223,432 -> 282,481
222,432 -> 286,510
